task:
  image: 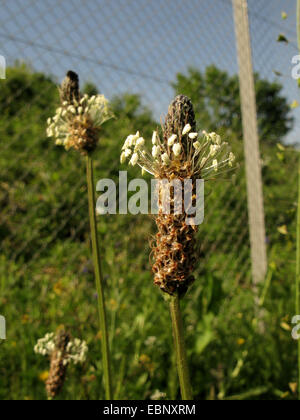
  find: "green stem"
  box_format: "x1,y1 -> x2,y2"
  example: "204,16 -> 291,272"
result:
86,155 -> 112,400
296,0 -> 300,400
169,292 -> 193,400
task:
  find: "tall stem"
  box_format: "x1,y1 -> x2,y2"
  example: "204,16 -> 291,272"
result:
169,292 -> 193,400
296,0 -> 300,401
86,155 -> 112,400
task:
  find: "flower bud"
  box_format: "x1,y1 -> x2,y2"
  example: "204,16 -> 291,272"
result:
172,143 -> 182,157
182,124 -> 191,135
167,134 -> 177,146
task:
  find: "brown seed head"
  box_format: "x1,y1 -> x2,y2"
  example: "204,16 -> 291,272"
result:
163,95 -> 196,155
152,95 -> 198,296
46,330 -> 70,399
59,70 -> 81,105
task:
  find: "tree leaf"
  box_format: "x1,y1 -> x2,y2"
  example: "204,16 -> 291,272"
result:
277,225 -> 288,235
290,100 -> 299,109
276,143 -> 285,151
277,34 -> 289,43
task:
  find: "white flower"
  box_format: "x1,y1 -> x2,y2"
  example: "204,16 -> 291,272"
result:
120,126 -> 236,180
200,157 -> 207,168
122,135 -> 133,149
161,153 -> 170,165
131,131 -> 140,145
152,131 -> 158,145
209,144 -> 220,157
120,152 -> 126,164
152,145 -> 161,158
129,153 -> 139,166
172,143 -> 182,157
212,159 -> 218,172
150,389 -> 166,400
122,132 -> 140,150
209,145 -> 216,157
167,134 -> 177,146
182,124 -> 191,135
47,127 -> 54,137
35,333 -> 88,365
47,93 -> 113,151
209,132 -> 222,145
193,141 -> 201,150
68,105 -> 76,114
229,152 -> 235,166
135,137 -> 145,151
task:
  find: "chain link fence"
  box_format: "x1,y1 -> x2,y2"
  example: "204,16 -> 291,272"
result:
0,0 -> 298,298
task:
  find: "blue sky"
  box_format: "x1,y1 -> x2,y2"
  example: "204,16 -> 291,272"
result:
0,0 -> 299,144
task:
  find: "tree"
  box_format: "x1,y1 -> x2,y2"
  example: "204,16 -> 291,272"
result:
172,65 -> 293,144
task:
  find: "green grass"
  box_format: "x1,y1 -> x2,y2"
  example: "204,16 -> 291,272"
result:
0,65 -> 299,400
0,160 -> 298,400
0,227 -> 298,400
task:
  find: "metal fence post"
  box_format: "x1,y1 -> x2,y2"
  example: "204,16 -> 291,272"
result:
232,0 -> 267,285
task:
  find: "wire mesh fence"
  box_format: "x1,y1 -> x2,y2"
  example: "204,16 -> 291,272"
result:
0,0 -> 248,282
1,0 -> 300,401
0,1 -> 298,282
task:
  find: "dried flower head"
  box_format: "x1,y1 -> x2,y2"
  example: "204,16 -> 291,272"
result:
121,95 -> 236,295
34,330 -> 88,398
59,70 -> 80,105
47,71 -> 113,155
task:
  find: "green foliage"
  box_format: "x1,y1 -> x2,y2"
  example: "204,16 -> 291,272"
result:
172,65 -> 293,144
0,64 -> 298,400
277,34 -> 289,43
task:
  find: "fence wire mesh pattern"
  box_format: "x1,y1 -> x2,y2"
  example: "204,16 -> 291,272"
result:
0,0 -> 250,280
0,0 -> 299,400
0,3 -> 299,275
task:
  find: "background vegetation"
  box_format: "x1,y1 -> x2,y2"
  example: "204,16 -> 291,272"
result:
0,63 -> 298,400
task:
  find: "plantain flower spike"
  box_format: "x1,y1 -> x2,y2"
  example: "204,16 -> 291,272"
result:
47,70 -> 113,155
34,329 -> 88,399
121,95 -> 236,296
59,70 -> 81,105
